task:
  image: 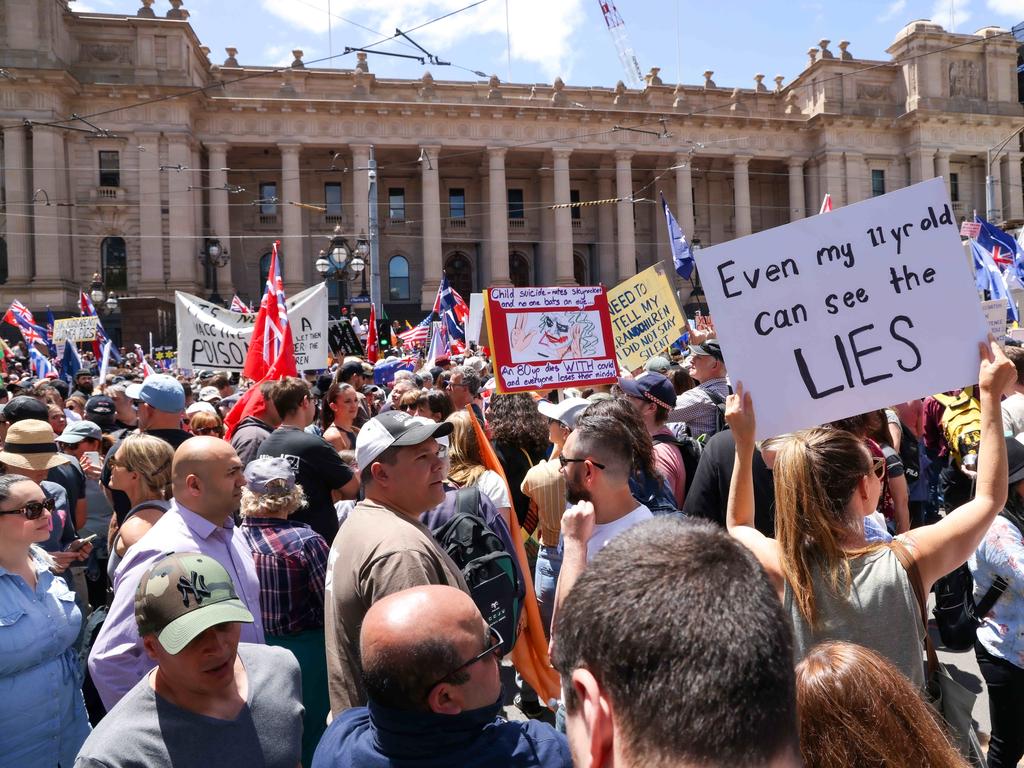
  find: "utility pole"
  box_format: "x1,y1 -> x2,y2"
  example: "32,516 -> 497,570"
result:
986,124 -> 1024,222
368,146 -> 381,314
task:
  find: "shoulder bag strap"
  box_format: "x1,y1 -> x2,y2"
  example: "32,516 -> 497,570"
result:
455,486 -> 481,519
889,538 -> 939,680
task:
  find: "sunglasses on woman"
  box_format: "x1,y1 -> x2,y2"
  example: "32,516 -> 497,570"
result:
0,497 -> 57,520
871,456 -> 886,480
194,427 -> 222,436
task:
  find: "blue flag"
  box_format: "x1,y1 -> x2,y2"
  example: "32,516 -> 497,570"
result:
971,239 -> 1019,323
373,357 -> 417,387
58,340 -> 81,385
975,214 -> 1024,284
661,193 -> 694,280
45,307 -> 58,357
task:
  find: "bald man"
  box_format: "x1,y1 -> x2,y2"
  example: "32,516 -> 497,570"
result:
312,585 -> 571,768
89,437 -> 264,710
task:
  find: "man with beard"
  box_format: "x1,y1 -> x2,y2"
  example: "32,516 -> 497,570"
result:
71,370 -> 96,401
551,406 -> 652,620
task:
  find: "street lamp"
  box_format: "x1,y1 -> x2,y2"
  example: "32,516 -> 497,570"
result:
198,238 -> 229,304
986,125 -> 1024,223
89,272 -> 119,313
315,225 -> 365,314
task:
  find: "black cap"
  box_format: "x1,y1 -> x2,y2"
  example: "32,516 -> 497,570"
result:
85,395 -> 116,429
339,361 -> 365,382
3,396 -> 49,423
687,339 -> 724,362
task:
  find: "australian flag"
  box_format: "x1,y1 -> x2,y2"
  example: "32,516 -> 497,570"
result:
434,275 -> 468,350
661,192 -> 694,280
975,214 -> 1024,284
57,340 -> 81,385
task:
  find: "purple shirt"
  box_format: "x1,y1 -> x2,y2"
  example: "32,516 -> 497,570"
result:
87,500 -> 264,709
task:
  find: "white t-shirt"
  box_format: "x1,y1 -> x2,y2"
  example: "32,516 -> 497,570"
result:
1002,392 -> 1024,438
586,504 -> 653,561
475,469 -> 513,511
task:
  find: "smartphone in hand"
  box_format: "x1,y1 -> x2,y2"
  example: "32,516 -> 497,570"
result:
68,533 -> 97,552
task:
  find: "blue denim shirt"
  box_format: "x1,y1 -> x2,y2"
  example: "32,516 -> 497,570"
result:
971,516 -> 1024,667
0,547 -> 91,767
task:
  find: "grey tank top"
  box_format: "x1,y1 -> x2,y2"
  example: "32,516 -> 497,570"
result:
783,546 -> 926,689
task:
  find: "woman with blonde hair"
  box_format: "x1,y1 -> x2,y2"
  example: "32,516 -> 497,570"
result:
726,339 -> 1015,687
187,408 -> 224,438
446,409 -> 513,529
105,433 -> 174,578
796,641 -> 966,768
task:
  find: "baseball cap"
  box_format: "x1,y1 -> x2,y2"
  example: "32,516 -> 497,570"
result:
617,372 -> 677,411
537,397 -> 591,429
339,361 -> 365,381
134,552 -> 254,655
126,374 -> 186,413
687,339 -> 724,361
85,395 -> 116,428
198,386 -> 221,403
186,401 -> 218,417
644,355 -> 671,374
2,395 -> 49,423
243,456 -> 296,495
57,420 -> 102,444
355,410 -> 454,469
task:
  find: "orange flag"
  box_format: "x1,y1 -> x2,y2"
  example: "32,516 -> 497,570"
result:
466,405 -> 561,705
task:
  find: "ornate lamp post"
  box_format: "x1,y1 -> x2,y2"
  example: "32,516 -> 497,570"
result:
315,225 -> 366,315
198,237 -> 229,304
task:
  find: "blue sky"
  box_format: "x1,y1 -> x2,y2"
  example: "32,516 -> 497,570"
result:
72,0 -> 1024,90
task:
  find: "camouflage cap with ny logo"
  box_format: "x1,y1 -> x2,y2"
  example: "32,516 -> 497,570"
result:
134,552 -> 254,655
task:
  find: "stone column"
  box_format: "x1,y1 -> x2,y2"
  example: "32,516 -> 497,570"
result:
733,154 -> 752,237
990,161 -> 1004,221
206,142 -> 234,298
615,151 -> 636,278
970,156 -> 985,218
419,145 -> 442,308
167,134 -> 197,289
596,169 -> 616,283
136,132 -> 164,291
823,151 -> 845,208
552,148 -> 575,285
31,128 -> 63,283
844,151 -> 866,204
3,126 -> 31,285
350,144 -> 370,239
1005,152 -> 1023,221
674,154 -> 695,237
934,149 -> 952,199
537,170 -> 555,284
278,143 -> 304,293
487,147 -> 511,287
909,148 -> 933,185
787,157 -> 806,220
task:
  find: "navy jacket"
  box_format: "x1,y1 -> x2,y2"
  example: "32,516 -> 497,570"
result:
312,696 -> 571,768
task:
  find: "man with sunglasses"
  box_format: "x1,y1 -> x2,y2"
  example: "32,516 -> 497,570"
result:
313,584 -> 571,768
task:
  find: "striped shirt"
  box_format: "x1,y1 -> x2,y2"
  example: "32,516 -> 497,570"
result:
521,459 -> 568,547
667,377 -> 730,439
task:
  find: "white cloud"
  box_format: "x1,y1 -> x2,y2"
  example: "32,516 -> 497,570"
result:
878,0 -> 907,22
931,0 -> 972,31
987,0 -> 1024,17
263,44 -> 316,68
259,0 -> 586,82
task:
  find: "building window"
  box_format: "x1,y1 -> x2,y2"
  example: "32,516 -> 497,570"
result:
569,189 -> 581,220
259,249 -> 283,291
388,187 -> 406,221
573,252 -> 587,285
950,172 -> 960,202
98,151 -> 120,187
871,169 -> 886,197
388,255 -> 410,301
445,252 -> 472,298
324,182 -> 342,217
510,252 -> 530,287
507,188 -> 524,219
0,237 -> 7,285
101,236 -> 127,292
449,188 -> 466,219
259,182 -> 278,214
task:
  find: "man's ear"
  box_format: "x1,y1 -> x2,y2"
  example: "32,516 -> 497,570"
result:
426,682 -> 463,716
141,634 -> 162,662
185,473 -> 202,496
370,460 -> 390,486
571,667 -> 614,768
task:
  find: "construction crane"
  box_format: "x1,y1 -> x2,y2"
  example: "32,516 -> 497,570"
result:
598,0 -> 643,89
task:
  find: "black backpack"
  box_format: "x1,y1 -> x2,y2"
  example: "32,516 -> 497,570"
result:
652,432 -> 703,496
931,511 -> 1014,651
705,387 -> 730,438
629,468 -> 683,517
433,487 -> 522,655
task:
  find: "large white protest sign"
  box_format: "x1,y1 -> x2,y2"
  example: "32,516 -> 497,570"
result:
175,283 -> 328,372
981,299 -> 1008,338
695,177 -> 986,440
466,293 -> 485,344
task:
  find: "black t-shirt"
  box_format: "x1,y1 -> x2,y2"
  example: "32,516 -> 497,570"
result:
257,426 -> 354,543
47,457 -> 86,524
493,441 -> 545,529
682,429 -> 776,537
101,428 -> 192,525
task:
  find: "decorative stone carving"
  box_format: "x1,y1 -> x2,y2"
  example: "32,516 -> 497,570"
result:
353,67 -> 368,97
818,39 -> 833,59
857,82 -> 888,101
528,85 -> 537,100
949,60 -> 982,99
552,77 -> 567,105
356,52 -> 369,73
672,83 -> 685,107
729,87 -> 746,112
487,74 -> 502,101
223,47 -> 239,67
754,73 -> 767,92
703,70 -> 716,89
137,0 -> 155,17
613,80 -> 627,104
807,48 -> 818,66
199,46 -> 210,59
291,50 -> 305,69
644,67 -> 662,87
166,0 -> 186,19
419,71 -> 435,98
838,40 -> 853,60
774,75 -> 785,92
80,43 -> 133,64
785,90 -> 799,114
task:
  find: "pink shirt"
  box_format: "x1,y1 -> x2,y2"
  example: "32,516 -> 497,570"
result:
652,427 -> 687,508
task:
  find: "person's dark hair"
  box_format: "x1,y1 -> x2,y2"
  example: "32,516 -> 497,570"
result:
209,373 -> 230,391
0,473 -> 33,503
427,390 -> 453,422
667,365 -> 695,396
1005,344 -> 1024,386
269,376 -> 311,418
575,397 -> 659,481
319,382 -> 357,431
361,636 -> 470,711
259,380 -> 276,401
435,370 -> 451,390
450,365 -> 480,396
486,393 -> 548,457
359,444 -> 401,486
552,517 -> 798,767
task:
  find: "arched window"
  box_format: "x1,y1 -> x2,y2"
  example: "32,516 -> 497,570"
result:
510,252 -> 530,287
573,252 -> 588,286
0,238 -> 7,285
101,236 -> 127,292
388,255 -> 410,301
444,252 -> 473,299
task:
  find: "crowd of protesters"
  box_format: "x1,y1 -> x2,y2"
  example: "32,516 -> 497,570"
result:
0,324 -> 1022,768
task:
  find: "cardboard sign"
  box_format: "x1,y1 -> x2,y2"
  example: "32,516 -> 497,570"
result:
960,221 -> 982,239
607,262 -> 686,372
695,178 -> 987,440
484,286 -> 619,393
328,318 -> 364,357
466,292 -> 485,344
981,299 -> 1009,338
175,283 -> 328,372
52,316 -> 98,344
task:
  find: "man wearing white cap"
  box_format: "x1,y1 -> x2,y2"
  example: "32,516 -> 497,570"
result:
325,411 -> 470,715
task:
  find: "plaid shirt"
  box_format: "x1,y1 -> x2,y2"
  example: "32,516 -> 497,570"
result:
241,516 -> 330,636
667,377 -> 730,438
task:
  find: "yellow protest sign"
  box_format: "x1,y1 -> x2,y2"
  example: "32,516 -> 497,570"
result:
607,261 -> 686,372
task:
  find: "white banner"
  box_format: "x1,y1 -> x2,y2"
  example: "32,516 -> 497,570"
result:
466,292 -> 485,344
695,178 -> 986,440
52,316 -> 99,344
175,284 -> 328,372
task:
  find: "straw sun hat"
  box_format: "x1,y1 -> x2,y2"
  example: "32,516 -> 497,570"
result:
0,419 -> 70,472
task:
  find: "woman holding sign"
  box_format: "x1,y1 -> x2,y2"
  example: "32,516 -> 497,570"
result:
725,337 -> 1014,689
